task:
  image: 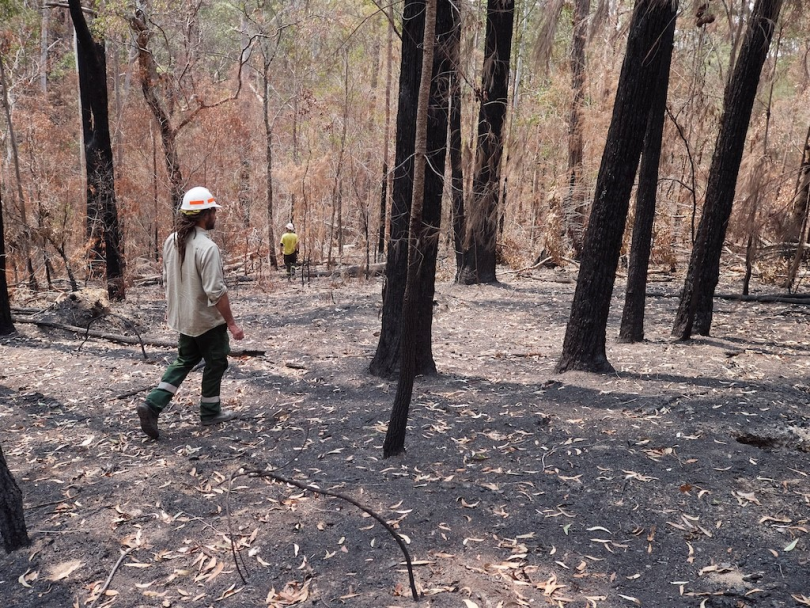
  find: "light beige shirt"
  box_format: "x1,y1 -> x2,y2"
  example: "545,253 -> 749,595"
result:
162,227 -> 227,337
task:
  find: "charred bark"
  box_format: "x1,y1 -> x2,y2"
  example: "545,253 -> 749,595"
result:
449,3 -> 465,277
384,0 -> 438,459
458,0 -> 515,285
618,10 -> 676,343
0,443 -> 29,553
557,0 -> 676,374
370,0 -> 454,378
673,0 -> 783,339
69,0 -> 126,301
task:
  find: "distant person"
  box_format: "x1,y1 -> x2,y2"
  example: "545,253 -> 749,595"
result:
280,222 -> 299,280
137,186 -> 244,440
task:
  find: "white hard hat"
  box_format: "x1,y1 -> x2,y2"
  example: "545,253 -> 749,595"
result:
181,186 -> 222,214
286,222 -> 295,231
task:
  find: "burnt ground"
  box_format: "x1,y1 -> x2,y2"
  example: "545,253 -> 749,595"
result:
0,266 -> 809,608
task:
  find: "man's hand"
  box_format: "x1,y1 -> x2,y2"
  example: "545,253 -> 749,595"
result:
228,322 -> 245,341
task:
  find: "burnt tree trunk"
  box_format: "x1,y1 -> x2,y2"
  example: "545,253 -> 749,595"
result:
458,0 -> 514,285
383,0 -> 438,459
557,0 -> 676,374
370,0 -> 453,378
563,0 -> 590,260
618,10 -> 676,343
0,443 -> 29,553
672,0 -> 783,339
449,3 -> 465,278
69,0 -> 126,301
0,188 -> 14,336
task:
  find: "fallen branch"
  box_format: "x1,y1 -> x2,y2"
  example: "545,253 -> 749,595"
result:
88,547 -> 134,608
11,317 -> 265,357
115,386 -> 152,400
79,312 -> 148,358
228,468 -> 420,601
714,292 -> 810,305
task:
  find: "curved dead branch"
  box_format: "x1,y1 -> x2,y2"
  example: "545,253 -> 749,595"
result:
226,461 -> 419,601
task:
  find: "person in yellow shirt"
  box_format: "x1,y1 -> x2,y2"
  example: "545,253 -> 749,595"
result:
279,222 -> 299,280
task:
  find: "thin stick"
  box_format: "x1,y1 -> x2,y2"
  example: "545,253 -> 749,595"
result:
88,547 -> 134,608
240,469 -> 420,601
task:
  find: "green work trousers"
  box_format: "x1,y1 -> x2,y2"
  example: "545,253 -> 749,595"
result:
145,324 -> 230,420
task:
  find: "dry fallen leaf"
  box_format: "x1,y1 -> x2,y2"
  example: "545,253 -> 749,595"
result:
18,569 -> 37,588
462,600 -> 480,608
47,560 -> 82,582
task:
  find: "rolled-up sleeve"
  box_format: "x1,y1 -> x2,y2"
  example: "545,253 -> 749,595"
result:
198,246 -> 227,306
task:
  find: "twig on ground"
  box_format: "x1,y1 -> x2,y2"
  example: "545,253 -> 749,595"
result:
115,386 -> 152,399
88,547 -> 134,608
79,312 -> 148,359
234,469 -> 421,601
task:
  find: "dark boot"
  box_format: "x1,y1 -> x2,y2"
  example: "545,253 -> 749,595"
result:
136,402 -> 160,440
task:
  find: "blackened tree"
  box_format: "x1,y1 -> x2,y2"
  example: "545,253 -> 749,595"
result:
0,443 -> 29,553
457,0 -> 515,285
618,9 -> 677,343
370,0 -> 454,378
449,3 -> 464,277
672,0 -> 783,339
557,0 -> 677,374
68,0 -> 125,301
383,0 -> 438,459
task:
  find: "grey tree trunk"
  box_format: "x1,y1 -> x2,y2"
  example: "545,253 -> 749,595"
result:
0,188 -> 14,336
563,0 -> 590,260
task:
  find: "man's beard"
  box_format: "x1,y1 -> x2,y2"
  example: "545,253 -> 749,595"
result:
205,213 -> 216,230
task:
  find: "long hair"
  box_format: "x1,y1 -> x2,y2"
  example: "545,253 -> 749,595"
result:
174,211 -> 202,266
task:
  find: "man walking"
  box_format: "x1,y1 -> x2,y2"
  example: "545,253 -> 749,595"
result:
137,186 -> 244,440
279,222 -> 299,280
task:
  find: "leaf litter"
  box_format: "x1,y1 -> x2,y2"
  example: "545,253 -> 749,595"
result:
0,270 -> 808,606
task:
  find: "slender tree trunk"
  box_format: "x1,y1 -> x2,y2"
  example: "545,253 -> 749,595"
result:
458,0 -> 515,285
788,125 -> 810,242
563,0 -> 590,260
70,0 -> 125,301
0,443 -> 29,553
449,3 -> 465,278
0,54 -> 38,291
383,0 -> 438,459
151,124 -> 159,262
557,0 -> 676,374
786,149 -> 810,292
130,9 -> 184,209
371,0 -> 426,378
371,0 -> 453,378
263,63 -> 279,270
378,1 -> 395,260
40,5 -> 49,94
0,188 -> 14,336
672,0 -> 783,339
618,9 -> 676,343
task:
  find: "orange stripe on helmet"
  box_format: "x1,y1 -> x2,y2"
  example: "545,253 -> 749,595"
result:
188,199 -> 205,205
